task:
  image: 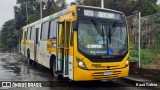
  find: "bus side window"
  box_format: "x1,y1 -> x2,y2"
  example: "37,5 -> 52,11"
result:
22,30 -> 27,40
36,28 -> 39,44
70,21 -> 77,46
30,26 -> 35,40
49,19 -> 59,39
22,31 -> 25,40
25,30 -> 27,39
66,22 -> 71,47
27,27 -> 31,40
41,22 -> 49,41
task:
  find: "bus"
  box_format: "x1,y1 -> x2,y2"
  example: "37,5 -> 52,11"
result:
21,5 -> 129,81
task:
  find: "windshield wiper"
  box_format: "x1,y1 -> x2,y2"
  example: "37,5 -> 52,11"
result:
108,21 -> 118,44
91,19 -> 103,36
108,26 -> 111,44
91,19 -> 105,45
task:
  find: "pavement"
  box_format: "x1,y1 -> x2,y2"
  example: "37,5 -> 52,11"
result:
124,75 -> 152,82
123,75 -> 160,89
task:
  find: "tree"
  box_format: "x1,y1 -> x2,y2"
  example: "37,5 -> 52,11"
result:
14,0 -> 40,29
43,0 -> 67,17
14,0 -> 67,29
139,0 -> 159,16
79,0 -> 100,7
0,19 -> 20,51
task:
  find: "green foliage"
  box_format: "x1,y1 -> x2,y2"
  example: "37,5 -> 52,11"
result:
0,19 -> 20,51
140,0 -> 159,16
81,0 -> 101,7
130,48 -> 160,66
153,14 -> 160,24
130,39 -> 160,62
141,50 -> 158,60
14,7 -> 26,30
14,0 -> 67,29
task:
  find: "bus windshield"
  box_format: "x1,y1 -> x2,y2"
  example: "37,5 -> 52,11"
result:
78,20 -> 128,56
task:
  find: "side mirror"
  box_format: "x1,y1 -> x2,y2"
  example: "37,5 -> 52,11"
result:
72,21 -> 78,31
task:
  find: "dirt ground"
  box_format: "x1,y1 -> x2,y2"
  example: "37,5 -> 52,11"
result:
148,61 -> 160,69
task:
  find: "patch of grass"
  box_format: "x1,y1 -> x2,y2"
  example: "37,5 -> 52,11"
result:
130,49 -> 159,60
130,49 -> 160,68
140,50 -> 158,60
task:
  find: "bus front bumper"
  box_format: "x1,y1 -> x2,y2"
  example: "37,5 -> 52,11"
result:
73,65 -> 129,81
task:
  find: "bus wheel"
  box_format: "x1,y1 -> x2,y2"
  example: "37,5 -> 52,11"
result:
27,52 -> 32,64
50,56 -> 57,78
52,61 -> 58,78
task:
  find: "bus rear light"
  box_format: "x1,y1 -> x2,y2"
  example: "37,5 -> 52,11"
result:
76,57 -> 87,70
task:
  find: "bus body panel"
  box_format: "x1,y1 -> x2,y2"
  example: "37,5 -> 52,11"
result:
29,40 -> 34,60
39,41 -> 49,68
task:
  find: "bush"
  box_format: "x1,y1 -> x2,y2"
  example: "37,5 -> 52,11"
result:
141,49 -> 158,60
130,49 -> 159,62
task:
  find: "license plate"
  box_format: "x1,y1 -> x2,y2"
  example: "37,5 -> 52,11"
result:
104,72 -> 112,75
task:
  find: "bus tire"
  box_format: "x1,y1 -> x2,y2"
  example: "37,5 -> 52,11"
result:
50,55 -> 57,78
27,51 -> 32,64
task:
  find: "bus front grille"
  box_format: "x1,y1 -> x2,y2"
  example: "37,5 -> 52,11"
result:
92,71 -> 121,80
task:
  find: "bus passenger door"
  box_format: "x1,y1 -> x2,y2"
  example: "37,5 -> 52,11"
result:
56,22 -> 64,74
34,28 -> 39,61
56,20 -> 71,77
64,20 -> 71,77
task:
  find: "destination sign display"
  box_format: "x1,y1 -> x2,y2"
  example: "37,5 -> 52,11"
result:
77,7 -> 124,20
83,9 -> 121,20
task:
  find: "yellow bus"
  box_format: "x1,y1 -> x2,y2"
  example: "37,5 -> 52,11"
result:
21,5 -> 129,81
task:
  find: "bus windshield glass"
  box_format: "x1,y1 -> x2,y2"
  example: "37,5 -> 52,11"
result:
78,20 -> 128,56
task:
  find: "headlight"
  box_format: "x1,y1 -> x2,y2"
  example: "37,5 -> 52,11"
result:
125,60 -> 129,66
52,43 -> 56,47
76,57 -> 87,69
